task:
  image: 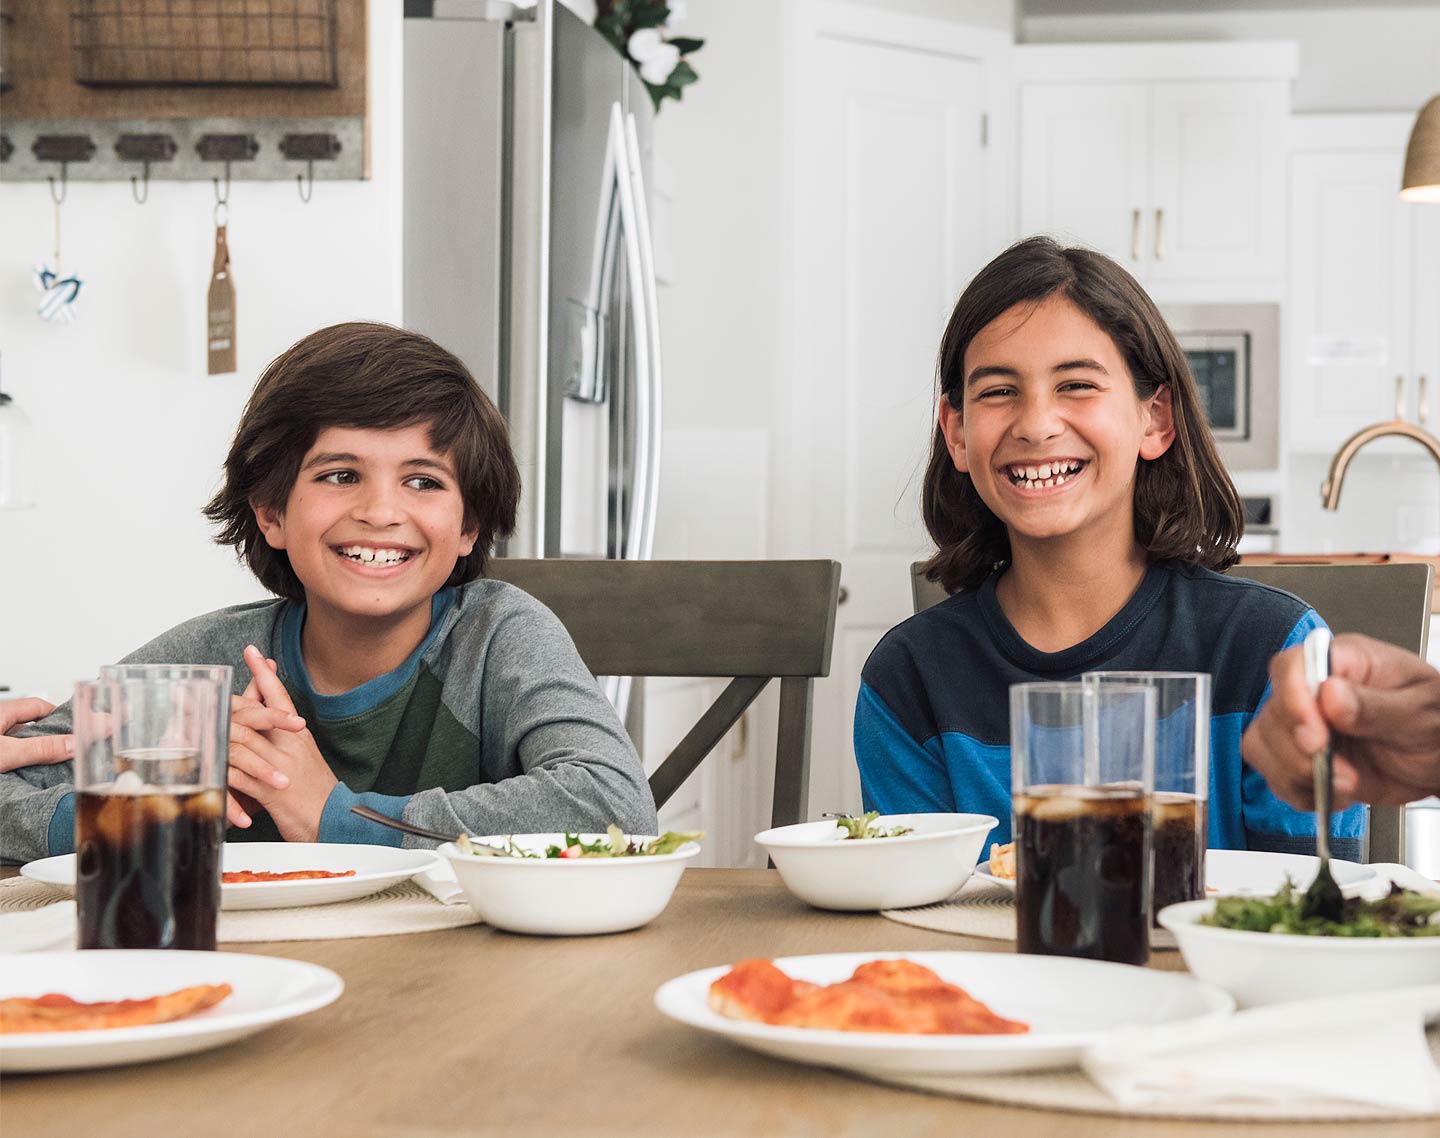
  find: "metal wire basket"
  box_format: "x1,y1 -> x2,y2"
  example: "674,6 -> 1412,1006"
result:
69,0 -> 338,87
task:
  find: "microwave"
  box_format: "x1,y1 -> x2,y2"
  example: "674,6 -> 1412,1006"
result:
1161,303 -> 1279,470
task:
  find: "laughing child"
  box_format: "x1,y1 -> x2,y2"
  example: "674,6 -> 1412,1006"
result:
1,322 -> 657,862
854,237 -> 1365,858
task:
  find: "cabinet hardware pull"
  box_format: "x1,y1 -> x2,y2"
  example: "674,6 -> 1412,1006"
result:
1131,208 -> 1142,261
1154,207 -> 1165,261
1421,375 -> 1430,426
1396,374 -> 1407,421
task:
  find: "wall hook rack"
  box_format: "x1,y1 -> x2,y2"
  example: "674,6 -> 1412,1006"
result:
278,132 -> 341,204
32,134 -> 96,204
115,133 -> 177,205
196,133 -> 258,224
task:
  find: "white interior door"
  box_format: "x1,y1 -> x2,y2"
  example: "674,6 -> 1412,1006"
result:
788,22 -> 994,817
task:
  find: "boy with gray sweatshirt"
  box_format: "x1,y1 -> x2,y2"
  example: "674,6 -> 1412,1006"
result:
1,322 -> 656,863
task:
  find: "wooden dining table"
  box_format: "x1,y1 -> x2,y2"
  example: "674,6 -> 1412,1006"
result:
3,867 -> 1433,1138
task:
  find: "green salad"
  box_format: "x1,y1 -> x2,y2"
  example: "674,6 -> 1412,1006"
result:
456,824 -> 702,860
832,811 -> 914,840
1202,879 -> 1440,938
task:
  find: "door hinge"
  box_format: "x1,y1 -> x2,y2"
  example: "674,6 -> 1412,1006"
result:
980,113 -> 989,148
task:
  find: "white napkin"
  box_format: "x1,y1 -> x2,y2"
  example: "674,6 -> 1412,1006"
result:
0,901 -> 76,953
1084,987 -> 1440,1115
414,858 -> 468,906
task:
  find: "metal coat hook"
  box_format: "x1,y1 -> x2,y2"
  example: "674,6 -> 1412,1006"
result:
297,160 -> 315,203
213,161 -> 231,226
48,164 -> 68,206
131,162 -> 151,204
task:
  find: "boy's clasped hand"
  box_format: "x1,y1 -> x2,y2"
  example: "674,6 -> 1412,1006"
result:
225,645 -> 338,842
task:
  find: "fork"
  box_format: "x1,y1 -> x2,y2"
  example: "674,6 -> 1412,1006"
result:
1299,627 -> 1345,923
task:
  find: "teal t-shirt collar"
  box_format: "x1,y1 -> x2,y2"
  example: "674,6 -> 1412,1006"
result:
280,587 -> 458,719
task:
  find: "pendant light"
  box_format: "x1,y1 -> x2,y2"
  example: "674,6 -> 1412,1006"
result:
0,355 -> 35,509
1401,94 -> 1440,203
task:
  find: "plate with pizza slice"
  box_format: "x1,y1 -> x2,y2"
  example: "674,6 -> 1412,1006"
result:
21,843 -> 439,911
0,950 -> 342,1072
655,951 -> 1233,1077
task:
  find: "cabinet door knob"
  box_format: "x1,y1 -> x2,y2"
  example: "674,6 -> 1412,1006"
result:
1131,208 -> 1142,261
1154,207 -> 1165,261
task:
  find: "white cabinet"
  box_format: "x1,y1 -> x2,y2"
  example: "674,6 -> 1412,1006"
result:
1287,116 -> 1440,454
1017,44 -> 1295,290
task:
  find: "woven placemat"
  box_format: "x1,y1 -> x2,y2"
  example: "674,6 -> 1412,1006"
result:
860,1026 -> 1440,1122
880,876 -> 1179,950
0,876 -> 481,946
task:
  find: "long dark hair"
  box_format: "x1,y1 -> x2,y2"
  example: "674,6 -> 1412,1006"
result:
204,322 -> 520,601
921,236 -> 1243,593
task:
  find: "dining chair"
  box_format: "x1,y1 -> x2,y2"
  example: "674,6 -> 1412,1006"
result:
1227,562 -> 1433,864
485,559 -> 842,828
908,559 -> 1435,863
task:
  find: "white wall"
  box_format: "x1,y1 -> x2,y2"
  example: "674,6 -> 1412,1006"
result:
0,0 -> 404,701
1021,6 -> 1440,112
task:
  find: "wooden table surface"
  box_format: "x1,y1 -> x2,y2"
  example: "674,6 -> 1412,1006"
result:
4,868 -> 1434,1138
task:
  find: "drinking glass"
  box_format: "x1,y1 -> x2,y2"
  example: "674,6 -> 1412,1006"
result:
1010,680 -> 1155,966
1085,672 -> 1210,926
73,665 -> 231,950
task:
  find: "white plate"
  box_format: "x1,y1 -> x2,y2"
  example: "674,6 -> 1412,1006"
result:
1205,849 -> 1375,898
20,843 -> 439,910
0,950 -> 342,1072
971,849 -> 1375,898
654,951 -> 1234,1076
971,865 -> 1014,893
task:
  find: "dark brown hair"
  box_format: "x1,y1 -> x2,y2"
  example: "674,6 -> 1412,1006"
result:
921,236 -> 1243,593
204,322 -> 520,601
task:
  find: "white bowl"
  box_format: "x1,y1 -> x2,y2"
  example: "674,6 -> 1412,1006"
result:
755,813 -> 998,911
1159,898 -> 1440,1008
437,833 -> 701,935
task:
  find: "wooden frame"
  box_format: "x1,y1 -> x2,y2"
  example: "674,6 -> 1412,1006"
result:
486,559 -> 843,828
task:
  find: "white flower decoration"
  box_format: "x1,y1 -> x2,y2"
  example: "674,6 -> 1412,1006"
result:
639,42 -> 680,85
627,28 -> 664,63
664,1 -> 688,30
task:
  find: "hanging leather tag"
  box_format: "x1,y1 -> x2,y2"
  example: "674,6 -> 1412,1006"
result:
207,224 -> 237,376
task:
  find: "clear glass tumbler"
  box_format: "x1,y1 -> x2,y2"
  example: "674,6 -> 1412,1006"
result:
73,665 -> 231,950
1085,671 -> 1210,926
1010,680 -> 1155,966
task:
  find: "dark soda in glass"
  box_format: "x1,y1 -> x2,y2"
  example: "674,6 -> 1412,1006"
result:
75,752 -> 223,950
1014,785 -> 1151,966
1151,791 -> 1206,925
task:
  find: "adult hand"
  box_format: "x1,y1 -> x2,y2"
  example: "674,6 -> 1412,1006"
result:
226,645 -> 337,842
1242,632 -> 1440,810
0,698 -> 73,772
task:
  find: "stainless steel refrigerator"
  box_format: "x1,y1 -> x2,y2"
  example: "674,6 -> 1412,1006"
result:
402,0 -> 662,567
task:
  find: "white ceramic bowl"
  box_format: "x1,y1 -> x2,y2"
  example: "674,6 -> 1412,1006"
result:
437,833 -> 701,935
1159,898 -> 1440,1008
754,813 -> 998,911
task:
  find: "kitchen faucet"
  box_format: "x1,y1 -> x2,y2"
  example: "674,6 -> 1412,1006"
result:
1321,375 -> 1440,509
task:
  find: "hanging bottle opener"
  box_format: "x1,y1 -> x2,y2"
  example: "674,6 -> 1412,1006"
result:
207,167 -> 237,376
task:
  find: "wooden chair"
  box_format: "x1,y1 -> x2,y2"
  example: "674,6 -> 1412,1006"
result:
485,559 -> 842,828
909,560 -> 1434,862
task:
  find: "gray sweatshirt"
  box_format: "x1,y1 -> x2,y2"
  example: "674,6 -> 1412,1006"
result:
1,580 -> 657,864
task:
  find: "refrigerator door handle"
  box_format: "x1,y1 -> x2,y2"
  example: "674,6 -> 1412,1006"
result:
608,103 -> 652,563
623,111 -> 663,561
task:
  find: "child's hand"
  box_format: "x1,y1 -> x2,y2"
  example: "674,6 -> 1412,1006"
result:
0,697 -> 73,772
226,667 -> 304,827
226,645 -> 338,842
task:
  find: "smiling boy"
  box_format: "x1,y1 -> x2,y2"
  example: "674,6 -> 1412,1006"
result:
0,323 -> 657,862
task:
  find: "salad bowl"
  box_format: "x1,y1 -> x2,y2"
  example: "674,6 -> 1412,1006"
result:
755,813 -> 998,911
1160,892 -> 1440,1008
437,829 -> 701,935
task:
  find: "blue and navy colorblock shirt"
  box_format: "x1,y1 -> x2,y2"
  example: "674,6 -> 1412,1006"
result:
855,562 -> 1366,860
